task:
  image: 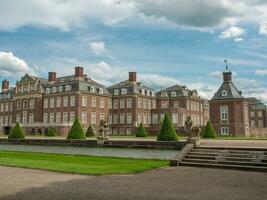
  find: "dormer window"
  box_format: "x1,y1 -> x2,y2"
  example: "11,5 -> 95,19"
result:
99,88 -> 103,94
151,91 -> 155,97
60,78 -> 64,82
141,89 -> 145,95
114,89 -> 119,95
146,90 -> 150,96
65,85 -> 71,92
90,86 -> 95,93
121,88 -> 127,95
58,86 -> 63,92
45,88 -> 51,94
52,87 -> 57,93
171,91 -> 177,97
222,90 -> 227,96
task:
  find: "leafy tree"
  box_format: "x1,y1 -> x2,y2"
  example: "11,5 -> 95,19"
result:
8,122 -> 25,139
86,125 -> 95,137
157,113 -> 178,141
136,123 -> 147,137
202,121 -> 217,138
46,127 -> 56,137
66,118 -> 86,139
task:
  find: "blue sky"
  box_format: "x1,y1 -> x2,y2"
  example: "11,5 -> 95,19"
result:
0,0 -> 267,103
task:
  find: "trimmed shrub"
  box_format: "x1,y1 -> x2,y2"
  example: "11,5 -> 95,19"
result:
136,123 -> 147,137
46,127 -> 56,137
157,113 -> 178,141
86,125 -> 95,137
202,121 -> 217,138
66,118 -> 86,139
8,122 -> 25,139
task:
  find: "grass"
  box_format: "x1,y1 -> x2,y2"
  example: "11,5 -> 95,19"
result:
0,151 -> 169,175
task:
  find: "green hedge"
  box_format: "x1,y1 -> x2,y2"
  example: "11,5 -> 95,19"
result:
66,118 -> 86,139
157,113 -> 178,141
136,123 -> 147,137
202,121 -> 217,138
46,127 -> 56,137
8,122 -> 25,139
86,125 -> 95,137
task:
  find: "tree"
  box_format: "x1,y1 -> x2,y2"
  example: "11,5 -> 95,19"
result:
8,122 -> 25,139
202,121 -> 217,138
66,118 -> 86,139
157,113 -> 178,141
86,125 -> 95,137
136,123 -> 147,137
46,127 -> 56,137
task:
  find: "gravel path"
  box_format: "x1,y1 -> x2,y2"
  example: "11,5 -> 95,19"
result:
200,139 -> 267,148
0,166 -> 266,200
0,144 -> 178,160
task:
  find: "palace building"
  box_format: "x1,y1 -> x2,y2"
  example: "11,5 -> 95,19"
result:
210,67 -> 250,136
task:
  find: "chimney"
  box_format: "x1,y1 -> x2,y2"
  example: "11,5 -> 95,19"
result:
2,79 -> 9,92
48,72 -> 57,83
75,66 -> 83,79
223,71 -> 232,82
129,72 -> 137,82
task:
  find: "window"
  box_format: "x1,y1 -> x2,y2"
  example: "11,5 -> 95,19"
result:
91,112 -> 96,124
29,99 -> 35,109
70,96 -> 75,106
220,106 -> 228,122
10,103 -> 13,112
30,84 -> 35,91
56,97 -> 61,107
120,113 -> 125,124
221,90 -> 227,96
161,101 -> 167,109
43,113 -> 48,123
127,98 -> 132,108
258,111 -> 263,117
141,89 -> 145,95
100,113 -> 104,120
152,114 -> 158,125
5,103 -> 9,112
258,120 -> 264,127
65,85 -> 71,91
108,114 -> 112,125
113,114 -> 118,124
127,113 -> 132,124
172,113 -> 178,124
16,114 -> 21,123
99,88 -> 104,94
90,87 -> 95,93
148,100 -> 151,109
143,113 -> 147,124
143,100 -> 147,109
63,96 -> 68,107
29,113 -> 34,124
174,101 -> 179,109
108,100 -> 112,109
52,87 -> 57,93
23,100 -> 28,109
56,112 -> 61,123
70,112 -> 75,123
250,111 -> 255,117
100,99 -> 105,108
171,91 -> 177,97
91,97 -> 96,108
59,86 -> 63,92
251,120 -> 255,127
49,113 -> 54,123
114,89 -> 119,95
221,127 -> 229,135
46,88 -> 51,94
1,103 -> 4,112
160,113 -> 165,122
151,91 -> 155,97
50,98 -> 55,108
63,112 -> 68,123
138,113 -> 142,124
82,96 -> 87,107
121,88 -> 127,95
82,112 -> 87,124
146,90 -> 150,96
44,99 -> 48,109
120,99 -> 125,109
138,99 -> 142,109
113,99 -> 118,109
152,100 -> 156,109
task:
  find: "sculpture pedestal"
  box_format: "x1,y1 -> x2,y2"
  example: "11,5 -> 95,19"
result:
186,137 -> 200,147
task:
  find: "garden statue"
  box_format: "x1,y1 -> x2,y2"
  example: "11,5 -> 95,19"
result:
184,116 -> 201,143
97,119 -> 110,141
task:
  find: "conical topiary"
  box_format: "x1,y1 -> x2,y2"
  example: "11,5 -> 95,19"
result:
136,123 -> 147,137
8,122 -> 25,139
46,127 -> 56,137
202,121 -> 217,138
86,125 -> 95,137
157,113 -> 178,141
66,118 -> 86,139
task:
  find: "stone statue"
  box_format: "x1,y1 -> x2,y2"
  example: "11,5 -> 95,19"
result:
97,119 -> 109,140
184,116 -> 193,139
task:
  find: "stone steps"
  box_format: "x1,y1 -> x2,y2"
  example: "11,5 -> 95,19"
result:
180,146 -> 267,172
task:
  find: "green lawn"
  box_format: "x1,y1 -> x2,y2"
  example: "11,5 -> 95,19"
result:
0,151 -> 168,175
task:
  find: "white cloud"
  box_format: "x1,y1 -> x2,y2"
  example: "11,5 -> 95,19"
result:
259,21 -> 267,36
89,41 -> 108,56
219,26 -> 245,40
208,71 -> 222,79
255,69 -> 267,75
0,51 -> 31,77
139,74 -> 182,89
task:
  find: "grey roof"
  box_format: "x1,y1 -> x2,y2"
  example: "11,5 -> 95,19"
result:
157,84 -> 200,98
246,97 -> 266,109
211,81 -> 243,101
107,80 -> 154,96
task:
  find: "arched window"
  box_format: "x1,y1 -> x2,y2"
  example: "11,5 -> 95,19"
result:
221,90 -> 227,96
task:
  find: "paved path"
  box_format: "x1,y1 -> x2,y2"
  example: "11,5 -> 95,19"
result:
0,166 -> 266,200
200,139 -> 267,148
0,144 -> 178,160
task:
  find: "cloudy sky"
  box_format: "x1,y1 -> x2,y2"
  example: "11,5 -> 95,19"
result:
0,0 -> 267,103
